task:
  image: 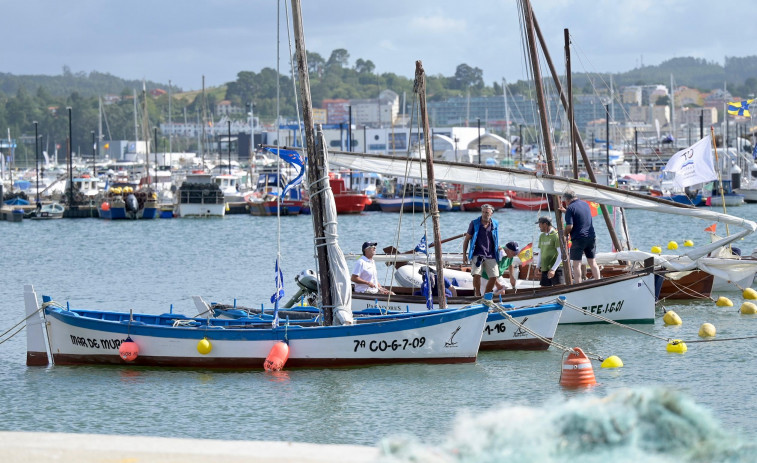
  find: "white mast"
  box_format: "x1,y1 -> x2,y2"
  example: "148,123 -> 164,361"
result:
670,74 -> 675,143
503,77 -> 510,142
168,79 -> 173,155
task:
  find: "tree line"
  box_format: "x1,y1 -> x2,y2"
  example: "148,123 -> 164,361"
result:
1,51 -> 755,165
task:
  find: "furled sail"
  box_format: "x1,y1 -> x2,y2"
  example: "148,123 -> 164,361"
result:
320,135 -> 354,325
327,151 -> 756,269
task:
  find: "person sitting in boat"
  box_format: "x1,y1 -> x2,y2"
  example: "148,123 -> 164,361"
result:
462,204 -> 499,297
414,266 -> 457,298
351,242 -> 394,295
486,241 -> 521,294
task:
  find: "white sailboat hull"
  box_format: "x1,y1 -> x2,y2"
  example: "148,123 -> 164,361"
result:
354,273 -> 655,325
28,286 -> 488,368
176,203 -> 226,218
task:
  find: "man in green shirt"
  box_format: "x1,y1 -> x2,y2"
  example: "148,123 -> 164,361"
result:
535,217 -> 564,286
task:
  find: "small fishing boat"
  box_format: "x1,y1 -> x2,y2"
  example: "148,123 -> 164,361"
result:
23,285 -> 488,368
28,202 -> 65,220
247,171 -> 305,216
210,295 -> 564,351
375,183 -> 453,212
509,191 -> 549,211
460,188 -> 510,211
175,173 -> 225,218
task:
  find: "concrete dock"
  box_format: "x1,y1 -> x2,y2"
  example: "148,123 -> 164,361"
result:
0,432 -> 378,463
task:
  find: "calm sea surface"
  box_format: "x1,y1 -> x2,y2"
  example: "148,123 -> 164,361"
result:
1,204 -> 756,456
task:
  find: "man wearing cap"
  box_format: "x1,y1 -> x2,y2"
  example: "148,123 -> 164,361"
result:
351,242 -> 392,294
535,216 -> 564,286
488,241 -> 521,293
559,189 -> 601,283
462,204 -> 499,296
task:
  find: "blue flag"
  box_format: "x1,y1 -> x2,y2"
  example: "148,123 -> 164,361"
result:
271,258 -> 284,327
414,235 -> 428,254
752,144 -> 757,160
421,270 -> 434,310
264,148 -> 306,197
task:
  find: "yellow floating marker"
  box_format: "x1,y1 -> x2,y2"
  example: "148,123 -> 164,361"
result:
666,339 -> 687,354
651,246 -> 662,254
684,240 -> 694,247
698,323 -> 716,337
716,296 -> 733,307
601,355 -> 623,368
741,302 -> 757,315
197,337 -> 212,355
663,310 -> 682,325
743,288 -> 757,300
667,241 -> 679,250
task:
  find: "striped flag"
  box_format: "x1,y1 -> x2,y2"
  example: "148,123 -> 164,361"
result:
415,235 -> 428,254
727,99 -> 753,117
517,243 -> 533,265
271,258 -> 285,327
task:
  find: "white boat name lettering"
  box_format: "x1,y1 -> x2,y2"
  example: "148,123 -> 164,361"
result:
353,337 -> 426,352
582,300 -> 624,315
70,335 -> 123,350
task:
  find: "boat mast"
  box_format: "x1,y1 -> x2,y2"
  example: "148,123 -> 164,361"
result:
565,29 -> 577,180
142,81 -> 151,182
532,13 -> 624,252
201,76 -> 207,170
522,0 -> 572,283
290,0 -> 333,324
415,61 -> 447,309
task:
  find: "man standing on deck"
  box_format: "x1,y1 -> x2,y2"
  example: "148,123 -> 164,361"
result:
559,190 -> 601,283
462,204 -> 499,297
535,217 -> 564,286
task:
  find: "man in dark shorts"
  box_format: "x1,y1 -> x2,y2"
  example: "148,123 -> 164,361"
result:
559,189 -> 601,283
535,216 -> 564,286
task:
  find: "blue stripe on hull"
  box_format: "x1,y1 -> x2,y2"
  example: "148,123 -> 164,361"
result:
46,305 -> 488,341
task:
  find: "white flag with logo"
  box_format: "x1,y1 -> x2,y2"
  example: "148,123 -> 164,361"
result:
662,136 -> 717,189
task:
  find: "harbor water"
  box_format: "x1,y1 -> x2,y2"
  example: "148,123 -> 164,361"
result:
1,205 -> 756,460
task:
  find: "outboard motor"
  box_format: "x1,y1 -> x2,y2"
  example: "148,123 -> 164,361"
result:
283,269 -> 320,308
125,194 -> 139,212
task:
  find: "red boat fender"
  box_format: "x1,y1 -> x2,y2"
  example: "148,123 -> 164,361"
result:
119,337 -> 139,362
101,202 -> 110,211
559,347 -> 596,388
264,341 -> 289,371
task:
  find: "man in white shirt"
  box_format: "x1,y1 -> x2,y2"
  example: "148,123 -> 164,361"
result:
351,242 -> 392,294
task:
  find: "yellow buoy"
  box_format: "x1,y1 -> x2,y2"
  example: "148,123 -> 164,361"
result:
600,355 -> 623,368
743,288 -> 757,300
684,240 -> 694,247
666,339 -> 687,354
698,323 -> 716,337
741,302 -> 757,315
651,246 -> 662,254
667,241 -> 679,250
663,310 -> 682,325
716,296 -> 733,307
197,338 -> 212,355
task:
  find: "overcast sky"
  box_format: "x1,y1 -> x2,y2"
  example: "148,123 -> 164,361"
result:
3,0 -> 754,92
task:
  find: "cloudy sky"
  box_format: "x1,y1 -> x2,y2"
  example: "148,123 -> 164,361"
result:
3,0 -> 754,91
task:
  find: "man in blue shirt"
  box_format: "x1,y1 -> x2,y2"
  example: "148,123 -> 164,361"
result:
462,204 -> 499,296
559,189 -> 601,283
